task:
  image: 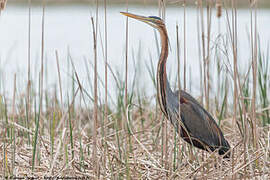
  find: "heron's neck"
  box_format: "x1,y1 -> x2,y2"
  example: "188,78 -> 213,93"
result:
156,26 -> 173,116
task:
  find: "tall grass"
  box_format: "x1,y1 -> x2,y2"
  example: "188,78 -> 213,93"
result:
0,0 -> 269,179
90,15 -> 98,175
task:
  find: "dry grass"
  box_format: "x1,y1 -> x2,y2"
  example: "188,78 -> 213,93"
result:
0,104 -> 269,178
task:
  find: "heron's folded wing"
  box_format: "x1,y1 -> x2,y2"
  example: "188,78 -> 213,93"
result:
168,90 -> 228,149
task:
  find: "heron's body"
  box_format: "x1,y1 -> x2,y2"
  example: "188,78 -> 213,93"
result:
168,90 -> 230,157
121,12 -> 230,158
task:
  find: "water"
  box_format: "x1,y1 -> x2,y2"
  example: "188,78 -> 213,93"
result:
0,5 -> 269,104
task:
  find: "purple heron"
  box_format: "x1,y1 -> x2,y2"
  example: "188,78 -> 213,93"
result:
121,12 -> 230,158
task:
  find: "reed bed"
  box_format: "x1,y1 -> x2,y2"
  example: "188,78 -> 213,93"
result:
0,0 -> 270,179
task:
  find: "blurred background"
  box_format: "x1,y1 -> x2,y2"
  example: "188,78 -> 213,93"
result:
0,0 -> 269,102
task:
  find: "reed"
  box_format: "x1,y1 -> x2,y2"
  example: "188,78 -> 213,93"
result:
183,0 -> 186,91
91,15 -> 98,175
0,0 -> 6,13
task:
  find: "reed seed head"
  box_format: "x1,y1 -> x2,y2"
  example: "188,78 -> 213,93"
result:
216,0 -> 222,18
0,0 -> 7,11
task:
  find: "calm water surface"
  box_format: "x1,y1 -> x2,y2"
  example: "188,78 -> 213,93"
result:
0,5 -> 269,103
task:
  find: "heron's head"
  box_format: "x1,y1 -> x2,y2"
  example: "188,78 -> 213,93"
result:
120,12 -> 164,29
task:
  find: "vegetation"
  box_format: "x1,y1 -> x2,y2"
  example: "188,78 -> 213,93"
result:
0,0 -> 269,179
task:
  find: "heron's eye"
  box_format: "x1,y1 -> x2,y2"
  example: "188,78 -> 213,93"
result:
148,16 -> 162,20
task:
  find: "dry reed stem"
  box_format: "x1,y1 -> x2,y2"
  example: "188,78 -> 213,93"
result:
0,0 -> 7,12
164,0 -> 168,172
92,0 -> 110,171
124,1 -> 130,178
91,15 -> 98,175
196,0 -> 203,103
206,0 -> 212,112
103,0 -> 108,152
124,0 -> 129,109
27,0 -> 32,132
40,1 -> 45,118
176,23 -> 181,138
198,0 -> 208,110
251,0 -> 258,152
176,23 -> 181,177
9,121 -> 34,135
216,0 -> 222,18
183,0 -> 186,91
55,50 -> 63,107
231,1 -> 238,177
49,128 -> 67,175
11,74 -> 16,176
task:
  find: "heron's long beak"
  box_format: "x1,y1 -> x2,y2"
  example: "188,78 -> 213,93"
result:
120,12 -> 151,24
